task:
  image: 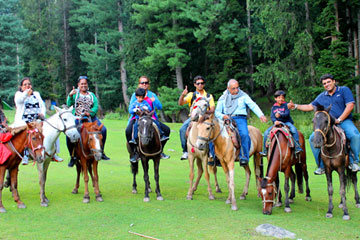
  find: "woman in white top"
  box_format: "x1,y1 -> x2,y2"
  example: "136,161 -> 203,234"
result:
14,77 -> 62,164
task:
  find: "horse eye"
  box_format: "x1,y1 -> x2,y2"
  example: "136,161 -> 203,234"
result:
63,118 -> 67,122
206,127 -> 210,130
32,137 -> 36,141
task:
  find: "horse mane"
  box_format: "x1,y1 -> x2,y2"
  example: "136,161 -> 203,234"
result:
316,105 -> 325,111
199,113 -> 212,123
260,178 -> 268,188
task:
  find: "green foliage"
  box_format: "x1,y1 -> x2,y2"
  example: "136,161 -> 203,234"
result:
157,86 -> 185,121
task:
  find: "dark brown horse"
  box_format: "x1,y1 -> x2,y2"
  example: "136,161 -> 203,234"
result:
258,123 -> 311,215
71,121 -> 104,203
312,105 -> 359,220
0,122 -> 44,212
129,110 -> 163,202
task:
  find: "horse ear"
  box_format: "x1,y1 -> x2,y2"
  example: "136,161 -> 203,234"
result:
98,123 -> 104,130
68,106 -> 74,112
54,106 -> 61,113
325,104 -> 331,113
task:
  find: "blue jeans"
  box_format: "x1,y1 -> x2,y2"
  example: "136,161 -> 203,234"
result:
262,123 -> 301,151
309,119 -> 360,168
233,116 -> 250,162
180,118 -> 191,153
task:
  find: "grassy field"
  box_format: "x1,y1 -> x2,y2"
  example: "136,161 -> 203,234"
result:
1,110 -> 360,240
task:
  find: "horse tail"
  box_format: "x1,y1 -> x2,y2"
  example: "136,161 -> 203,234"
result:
295,162 -> 304,194
345,167 -> 353,191
131,161 -> 139,175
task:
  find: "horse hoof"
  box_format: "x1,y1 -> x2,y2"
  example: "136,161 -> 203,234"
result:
225,199 -> 231,204
144,197 -> 150,202
284,207 -> 292,213
239,195 -> 246,200
72,189 -> 78,194
355,204 -> 360,208
0,207 -> 6,213
186,195 -> 193,200
231,205 -> 238,211
289,199 -> 294,204
96,196 -> 104,202
83,197 -> 90,204
209,195 -> 215,200
148,188 -> 152,193
216,189 -> 222,193
157,196 -> 164,201
40,202 -> 48,207
343,215 -> 350,221
338,203 -> 343,208
305,197 -> 312,202
17,203 -> 26,209
326,213 -> 333,218
132,189 -> 137,194
44,197 -> 49,203
275,202 -> 282,207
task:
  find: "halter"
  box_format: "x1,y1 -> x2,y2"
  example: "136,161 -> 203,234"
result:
196,118 -> 225,145
190,97 -> 210,117
261,177 -> 278,208
44,110 -> 77,134
137,115 -> 162,157
314,111 -> 336,148
79,128 -> 103,158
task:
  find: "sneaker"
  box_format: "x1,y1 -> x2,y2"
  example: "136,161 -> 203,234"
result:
240,159 -> 248,166
295,148 -> 303,154
129,139 -> 137,144
350,163 -> 360,172
53,154 -> 63,162
259,151 -> 267,157
160,136 -> 169,142
22,155 -> 29,165
130,154 -> 138,163
208,157 -> 215,166
180,152 -> 188,160
160,153 -> 170,159
314,167 -> 325,175
68,157 -> 77,168
101,153 -> 110,160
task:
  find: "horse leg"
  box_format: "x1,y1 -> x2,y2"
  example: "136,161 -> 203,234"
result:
210,165 -> 222,193
223,160 -> 237,211
284,169 -> 292,213
202,157 -> 214,200
352,172 -> 360,208
0,167 -> 6,212
303,162 -> 312,201
4,170 -> 10,189
289,168 -> 296,203
141,158 -> 150,202
81,159 -> 90,203
254,153 -> 262,196
325,170 -> 334,218
240,165 -> 250,200
275,176 -> 282,207
10,168 -> 26,209
92,161 -> 103,202
37,159 -> 50,207
131,162 -> 138,194
154,157 -> 163,201
72,162 -> 81,194
192,158 -> 203,193
338,168 -> 350,220
186,154 -> 195,200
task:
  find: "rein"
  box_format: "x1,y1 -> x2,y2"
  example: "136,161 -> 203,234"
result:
196,118 -> 225,145
43,111 -> 77,134
261,177 -> 278,207
137,116 -> 162,157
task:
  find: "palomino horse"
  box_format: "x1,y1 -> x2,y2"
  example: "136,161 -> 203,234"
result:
259,123 -> 311,215
71,121 -> 104,203
313,105 -> 359,220
129,110 -> 163,202
0,122 -> 44,212
37,106 -> 80,207
196,113 -> 263,210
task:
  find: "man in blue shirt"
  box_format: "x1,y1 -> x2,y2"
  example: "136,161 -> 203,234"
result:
215,79 -> 268,166
289,74 -> 360,174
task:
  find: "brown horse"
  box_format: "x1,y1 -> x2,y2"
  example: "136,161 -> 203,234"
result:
72,121 -> 104,203
258,123 -> 311,215
130,110 -> 163,202
312,105 -> 359,220
0,122 -> 44,212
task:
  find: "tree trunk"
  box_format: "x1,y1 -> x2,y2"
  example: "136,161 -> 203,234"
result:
246,0 -> 254,93
62,0 -> 71,95
176,66 -> 184,90
16,44 -> 20,82
346,6 -> 353,57
305,1 -> 316,86
332,1 -> 339,43
118,1 -> 129,107
94,31 -> 103,118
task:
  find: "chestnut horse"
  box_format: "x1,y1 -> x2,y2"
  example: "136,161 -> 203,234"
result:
258,123 -> 311,215
0,122 -> 44,212
196,113 -> 263,210
312,105 -> 359,220
72,121 -> 104,203
130,110 -> 163,202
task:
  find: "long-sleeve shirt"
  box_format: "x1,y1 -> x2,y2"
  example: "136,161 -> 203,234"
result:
129,90 -> 162,120
67,90 -> 98,117
128,100 -> 153,120
270,102 -> 294,124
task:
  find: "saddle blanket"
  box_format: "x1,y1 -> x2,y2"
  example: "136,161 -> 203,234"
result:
0,133 -> 13,164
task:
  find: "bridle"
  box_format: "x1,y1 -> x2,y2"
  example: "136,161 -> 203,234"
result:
137,115 -> 162,156
196,118 -> 224,145
44,111 -> 77,135
190,98 -> 210,118
79,127 -> 103,158
261,177 -> 278,208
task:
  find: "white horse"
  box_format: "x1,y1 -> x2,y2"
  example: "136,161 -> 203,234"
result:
37,106 -> 80,207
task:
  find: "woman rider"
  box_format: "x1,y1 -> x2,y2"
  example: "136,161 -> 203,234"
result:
66,76 -> 110,167
126,76 -> 171,160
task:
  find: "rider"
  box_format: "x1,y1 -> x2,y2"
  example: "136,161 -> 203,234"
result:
128,76 -> 170,159
215,79 -> 267,166
289,73 -> 360,174
0,108 -> 7,132
178,75 -> 215,160
260,90 -> 302,156
66,75 -> 110,167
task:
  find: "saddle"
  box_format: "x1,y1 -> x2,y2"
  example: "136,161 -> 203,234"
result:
226,119 -> 240,149
333,125 -> 348,154
0,131 -> 14,164
266,125 -> 295,149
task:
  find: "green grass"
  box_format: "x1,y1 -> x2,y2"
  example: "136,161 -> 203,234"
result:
1,110 -> 360,239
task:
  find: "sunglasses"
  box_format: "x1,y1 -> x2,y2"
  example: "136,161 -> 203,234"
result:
78,76 -> 88,80
140,81 -> 149,85
195,82 -> 205,85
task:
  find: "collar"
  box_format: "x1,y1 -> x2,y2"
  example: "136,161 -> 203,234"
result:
195,89 -> 208,96
324,86 -> 339,96
273,102 -> 287,107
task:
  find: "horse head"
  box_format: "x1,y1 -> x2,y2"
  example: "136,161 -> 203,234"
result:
26,121 -> 45,163
138,110 -> 155,145
312,105 -> 334,148
82,122 -> 103,161
196,113 -> 215,151
190,97 -> 211,122
54,106 -> 80,143
258,177 -> 277,215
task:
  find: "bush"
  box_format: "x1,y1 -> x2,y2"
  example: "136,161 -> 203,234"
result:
104,108 -> 128,120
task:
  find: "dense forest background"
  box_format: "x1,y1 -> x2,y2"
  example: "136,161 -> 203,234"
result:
0,0 -> 359,122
